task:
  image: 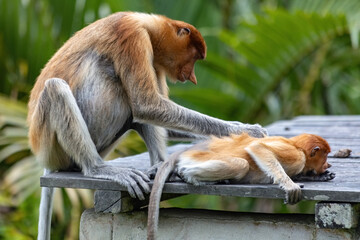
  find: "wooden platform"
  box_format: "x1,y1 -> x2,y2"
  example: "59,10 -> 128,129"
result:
41,115 -> 360,203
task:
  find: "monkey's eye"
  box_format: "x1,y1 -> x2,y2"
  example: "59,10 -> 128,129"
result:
310,146 -> 320,157
177,27 -> 191,36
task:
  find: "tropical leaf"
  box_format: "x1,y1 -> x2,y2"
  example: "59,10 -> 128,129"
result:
0,94 -> 95,240
200,8 -> 356,123
290,0 -> 360,48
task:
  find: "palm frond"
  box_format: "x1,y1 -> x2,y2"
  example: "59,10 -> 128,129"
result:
202,9 -> 350,122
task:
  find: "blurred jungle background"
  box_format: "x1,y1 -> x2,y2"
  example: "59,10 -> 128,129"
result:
1,0 -> 360,239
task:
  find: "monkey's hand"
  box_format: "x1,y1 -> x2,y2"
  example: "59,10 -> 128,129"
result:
147,162 -> 163,179
86,164 -> 150,200
292,170 -> 336,182
230,122 -> 268,138
281,181 -> 302,205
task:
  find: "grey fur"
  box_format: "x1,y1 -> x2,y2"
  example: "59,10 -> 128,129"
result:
167,129 -> 209,141
34,78 -> 150,196
131,123 -> 167,166
132,96 -> 267,138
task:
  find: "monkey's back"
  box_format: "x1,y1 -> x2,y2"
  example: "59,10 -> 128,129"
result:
27,13 -> 127,121
180,133 -> 306,184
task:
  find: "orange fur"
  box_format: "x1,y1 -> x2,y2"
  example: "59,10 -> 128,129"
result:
182,133 -> 331,180
148,133 -> 332,239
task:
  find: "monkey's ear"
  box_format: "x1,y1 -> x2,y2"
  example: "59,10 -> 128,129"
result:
310,146 -> 320,157
177,27 -> 191,36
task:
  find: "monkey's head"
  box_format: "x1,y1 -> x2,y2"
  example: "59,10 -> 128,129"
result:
153,16 -> 207,85
294,134 -> 331,174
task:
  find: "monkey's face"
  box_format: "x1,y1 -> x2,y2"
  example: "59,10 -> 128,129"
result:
304,147 -> 331,174
155,19 -> 206,85
313,151 -> 331,174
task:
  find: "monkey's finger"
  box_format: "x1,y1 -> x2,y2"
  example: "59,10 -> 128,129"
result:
289,192 -> 295,205
131,169 -> 151,182
129,169 -> 151,193
291,192 -> 298,204
130,172 -> 151,193
291,190 -> 302,204
126,177 -> 146,200
124,180 -> 137,199
291,190 -> 299,204
284,195 -> 289,205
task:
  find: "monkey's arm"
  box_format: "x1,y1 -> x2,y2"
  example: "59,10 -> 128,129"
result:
167,129 -> 209,141
118,33 -> 267,138
134,96 -> 266,137
245,142 -> 302,204
129,85 -> 265,137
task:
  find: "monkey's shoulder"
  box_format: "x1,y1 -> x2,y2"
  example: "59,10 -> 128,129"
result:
256,137 -> 305,161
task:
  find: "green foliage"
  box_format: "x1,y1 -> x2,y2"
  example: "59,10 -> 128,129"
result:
198,3 -> 360,124
0,96 -> 144,239
163,195 -> 316,214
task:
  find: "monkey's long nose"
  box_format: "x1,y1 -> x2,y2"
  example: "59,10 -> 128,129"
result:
189,70 -> 197,85
327,163 -> 332,168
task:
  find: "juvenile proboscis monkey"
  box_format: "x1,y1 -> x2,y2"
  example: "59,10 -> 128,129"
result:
27,12 -> 267,240
147,133 -> 334,239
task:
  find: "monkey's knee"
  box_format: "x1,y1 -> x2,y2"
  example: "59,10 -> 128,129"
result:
44,78 -> 68,89
42,78 -> 71,99
29,78 -> 70,146
230,158 -> 249,180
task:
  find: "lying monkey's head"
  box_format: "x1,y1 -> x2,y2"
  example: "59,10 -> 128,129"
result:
294,134 -> 332,174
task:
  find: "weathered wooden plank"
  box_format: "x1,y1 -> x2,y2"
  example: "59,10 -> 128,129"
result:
268,126 -> 360,138
271,120 -> 360,126
293,115 -> 360,122
41,115 -> 360,205
93,190 -> 183,214
41,166 -> 360,203
267,120 -> 360,128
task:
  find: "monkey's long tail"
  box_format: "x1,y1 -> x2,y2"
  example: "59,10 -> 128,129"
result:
147,152 -> 181,240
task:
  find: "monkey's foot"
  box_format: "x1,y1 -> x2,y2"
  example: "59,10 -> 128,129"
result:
86,165 -> 150,200
282,182 -> 302,205
146,162 -> 163,179
147,162 -> 182,182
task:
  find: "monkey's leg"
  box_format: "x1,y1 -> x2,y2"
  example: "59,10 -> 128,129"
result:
245,144 -> 302,204
177,156 -> 249,186
38,169 -> 54,240
131,123 -> 167,166
131,123 -> 168,179
33,78 -> 149,199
